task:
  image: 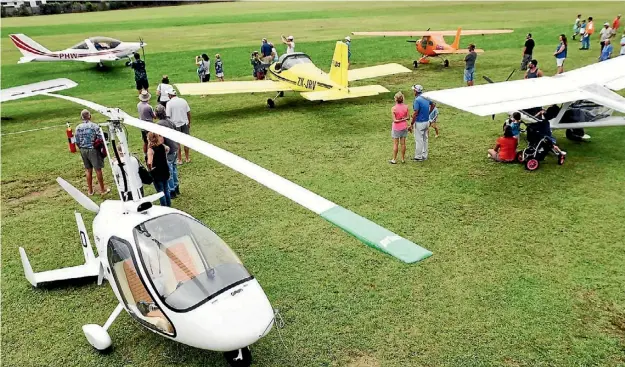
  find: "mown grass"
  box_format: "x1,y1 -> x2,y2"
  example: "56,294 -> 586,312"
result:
2,2 -> 625,367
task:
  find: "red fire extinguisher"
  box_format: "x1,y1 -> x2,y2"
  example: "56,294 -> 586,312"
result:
66,122 -> 76,153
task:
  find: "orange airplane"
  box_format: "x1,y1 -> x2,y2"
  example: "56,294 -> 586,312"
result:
352,28 -> 513,68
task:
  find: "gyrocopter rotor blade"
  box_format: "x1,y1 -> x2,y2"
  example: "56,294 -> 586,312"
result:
41,92 -> 432,264
56,177 -> 100,213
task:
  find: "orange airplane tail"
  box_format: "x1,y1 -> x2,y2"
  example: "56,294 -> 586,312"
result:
451,27 -> 462,50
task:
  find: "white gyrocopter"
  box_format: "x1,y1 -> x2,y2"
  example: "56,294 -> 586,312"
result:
423,56 -> 625,142
4,79 -> 432,366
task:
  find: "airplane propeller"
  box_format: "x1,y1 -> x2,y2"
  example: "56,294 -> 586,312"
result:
56,177 -> 100,213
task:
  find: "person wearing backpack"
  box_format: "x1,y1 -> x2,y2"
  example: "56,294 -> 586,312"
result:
75,109 -> 110,196
195,54 -> 210,82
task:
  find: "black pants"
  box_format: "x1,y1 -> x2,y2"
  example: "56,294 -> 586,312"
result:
600,41 -> 605,52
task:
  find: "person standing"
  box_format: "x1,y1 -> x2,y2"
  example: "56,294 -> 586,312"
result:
281,35 -> 295,54
554,34 -> 567,74
215,54 -> 225,81
165,90 -> 191,164
261,38 -> 273,64
344,36 -> 352,65
581,16 -> 594,50
599,23 -> 613,53
389,91 -> 409,164
270,43 -> 279,63
520,33 -> 535,70
612,14 -> 621,37
126,52 -> 148,94
75,110 -> 109,196
409,85 -> 434,161
620,31 -> 625,56
155,105 -> 180,198
572,14 -> 582,40
156,75 -> 174,107
599,39 -> 613,61
464,44 -> 477,86
195,54 -> 210,83
147,132 -> 171,207
137,90 -> 155,162
524,59 -> 544,79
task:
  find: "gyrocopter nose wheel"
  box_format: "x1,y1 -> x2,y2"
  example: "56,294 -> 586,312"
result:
267,98 -> 275,108
224,347 -> 252,367
413,60 -> 419,69
443,59 -> 449,68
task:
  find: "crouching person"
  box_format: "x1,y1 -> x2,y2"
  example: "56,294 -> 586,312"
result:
488,125 -> 518,162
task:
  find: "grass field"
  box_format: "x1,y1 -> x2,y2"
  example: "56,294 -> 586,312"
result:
2,2 -> 625,366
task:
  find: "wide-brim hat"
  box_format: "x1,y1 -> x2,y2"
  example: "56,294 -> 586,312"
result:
139,90 -> 151,101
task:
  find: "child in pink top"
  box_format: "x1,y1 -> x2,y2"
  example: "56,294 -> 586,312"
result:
390,92 -> 409,164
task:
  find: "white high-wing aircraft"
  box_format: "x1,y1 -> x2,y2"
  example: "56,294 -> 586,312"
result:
3,79 -> 431,366
423,56 -> 625,141
9,34 -> 145,67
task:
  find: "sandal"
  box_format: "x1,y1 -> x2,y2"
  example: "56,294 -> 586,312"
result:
101,188 -> 111,196
388,159 -> 397,164
88,190 -> 95,196
185,158 -> 191,163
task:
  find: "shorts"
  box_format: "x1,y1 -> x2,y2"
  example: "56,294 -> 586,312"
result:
201,74 -> 210,83
556,57 -> 565,67
80,148 -> 105,170
141,129 -> 148,144
176,124 -> 190,134
135,78 -> 149,91
464,68 -> 475,82
494,153 -> 515,163
391,129 -> 408,139
216,72 -> 224,78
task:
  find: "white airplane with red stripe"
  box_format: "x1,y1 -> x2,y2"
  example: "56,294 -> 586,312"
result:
9,34 -> 145,66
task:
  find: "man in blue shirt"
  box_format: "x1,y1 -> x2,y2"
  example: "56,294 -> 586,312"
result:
410,84 -> 434,161
260,38 -> 273,64
75,109 -> 109,196
599,39 -> 613,61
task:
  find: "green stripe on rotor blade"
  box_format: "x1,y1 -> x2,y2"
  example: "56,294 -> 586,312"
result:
320,206 -> 432,264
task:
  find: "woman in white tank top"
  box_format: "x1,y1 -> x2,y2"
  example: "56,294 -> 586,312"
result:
282,35 -> 295,54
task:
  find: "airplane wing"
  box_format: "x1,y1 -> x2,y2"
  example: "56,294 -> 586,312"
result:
423,56 -> 625,116
1,78 -> 77,103
348,63 -> 411,82
434,48 -> 485,54
352,29 -> 512,37
301,85 -> 389,101
175,80 -> 293,95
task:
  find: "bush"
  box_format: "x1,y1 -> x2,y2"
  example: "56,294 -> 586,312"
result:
61,2 -> 72,13
40,3 -> 63,15
16,4 -> 32,16
85,2 -> 96,12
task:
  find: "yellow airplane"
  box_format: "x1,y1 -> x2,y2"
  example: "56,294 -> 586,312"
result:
175,42 -> 411,107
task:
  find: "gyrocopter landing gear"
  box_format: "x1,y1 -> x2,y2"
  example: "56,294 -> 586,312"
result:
97,62 -> 105,69
443,59 -> 449,68
266,91 -> 284,108
224,347 -> 252,367
413,60 -> 419,69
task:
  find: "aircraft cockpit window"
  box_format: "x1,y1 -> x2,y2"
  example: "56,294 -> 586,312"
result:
134,214 -> 252,312
71,42 -> 89,50
107,237 -> 175,335
280,54 -> 312,71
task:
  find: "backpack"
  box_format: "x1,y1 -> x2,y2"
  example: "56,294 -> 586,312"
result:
134,154 -> 153,185
93,137 -> 107,158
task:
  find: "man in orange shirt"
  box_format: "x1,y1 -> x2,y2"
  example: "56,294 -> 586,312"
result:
581,16 -> 594,50
612,14 -> 621,37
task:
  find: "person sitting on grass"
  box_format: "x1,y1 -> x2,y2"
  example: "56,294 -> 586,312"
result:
504,112 -> 523,139
488,125 -> 518,163
389,91 -> 409,164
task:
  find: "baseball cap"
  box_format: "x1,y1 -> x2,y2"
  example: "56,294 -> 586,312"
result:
530,59 -> 538,66
168,89 -> 177,96
345,36 -> 351,41
527,33 -> 532,38
604,22 -> 610,26
287,35 -> 294,40
412,84 -> 423,93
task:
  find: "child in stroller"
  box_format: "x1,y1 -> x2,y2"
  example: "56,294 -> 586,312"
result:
516,107 -> 567,171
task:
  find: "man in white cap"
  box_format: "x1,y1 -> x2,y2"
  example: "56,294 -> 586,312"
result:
165,89 -> 192,164
600,22 -> 613,53
409,84 -> 435,161
282,35 -> 295,54
137,90 -> 155,161
344,36 -> 351,65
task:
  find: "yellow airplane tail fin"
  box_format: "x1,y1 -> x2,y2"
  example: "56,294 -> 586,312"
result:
329,41 -> 349,87
451,27 -> 462,49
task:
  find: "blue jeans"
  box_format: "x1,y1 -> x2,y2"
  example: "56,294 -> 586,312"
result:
154,180 -> 171,207
582,34 -> 590,49
167,156 -> 178,192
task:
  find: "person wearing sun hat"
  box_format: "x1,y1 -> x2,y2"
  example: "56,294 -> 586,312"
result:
599,22 -> 613,53
137,89 -> 155,162
165,89 -> 192,165
409,84 -> 434,161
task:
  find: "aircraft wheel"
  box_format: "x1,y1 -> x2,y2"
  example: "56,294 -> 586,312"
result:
525,158 -> 539,171
224,347 -> 252,367
278,91 -> 284,97
97,62 -> 105,69
443,59 -> 449,68
413,60 -> 418,69
558,154 -> 566,165
516,151 -> 524,163
267,99 -> 275,108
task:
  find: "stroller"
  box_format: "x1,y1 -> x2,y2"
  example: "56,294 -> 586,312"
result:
516,119 -> 566,171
